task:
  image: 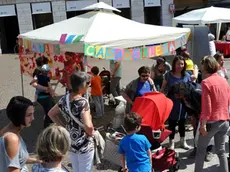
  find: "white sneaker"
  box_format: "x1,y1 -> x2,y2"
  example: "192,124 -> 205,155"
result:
180,137 -> 192,150
169,139 -> 175,150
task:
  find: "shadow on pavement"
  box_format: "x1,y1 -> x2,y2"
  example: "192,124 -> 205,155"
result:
95,160 -> 120,171
203,165 -> 219,171
178,150 -> 196,169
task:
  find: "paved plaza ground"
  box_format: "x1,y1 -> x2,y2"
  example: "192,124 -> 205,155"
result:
0,54 -> 230,172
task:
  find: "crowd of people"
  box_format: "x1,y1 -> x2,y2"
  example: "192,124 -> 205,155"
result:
121,51 -> 229,172
0,48 -> 229,172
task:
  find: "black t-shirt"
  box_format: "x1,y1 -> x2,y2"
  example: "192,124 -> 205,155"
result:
33,68 -> 41,78
36,74 -> 50,96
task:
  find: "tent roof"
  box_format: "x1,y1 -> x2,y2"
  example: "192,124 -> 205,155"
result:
81,2 -> 121,12
19,4 -> 190,52
173,6 -> 230,25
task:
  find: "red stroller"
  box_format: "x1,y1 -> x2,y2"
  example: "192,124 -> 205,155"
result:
99,67 -> 115,106
132,92 -> 180,172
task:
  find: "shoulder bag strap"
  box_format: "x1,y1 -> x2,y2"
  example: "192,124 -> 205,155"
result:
66,93 -> 85,128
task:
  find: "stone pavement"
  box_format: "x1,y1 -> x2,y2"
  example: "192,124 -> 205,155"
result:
0,54 -> 230,172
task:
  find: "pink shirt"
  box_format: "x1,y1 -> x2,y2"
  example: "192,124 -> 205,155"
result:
200,73 -> 230,122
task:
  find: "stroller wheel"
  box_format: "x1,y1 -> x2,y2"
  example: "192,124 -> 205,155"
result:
168,160 -> 180,172
105,122 -> 113,132
169,167 -> 176,172
109,100 -> 115,106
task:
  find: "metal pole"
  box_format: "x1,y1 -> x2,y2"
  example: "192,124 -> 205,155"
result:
83,56 -> 89,100
21,68 -> 24,97
217,22 -> 222,41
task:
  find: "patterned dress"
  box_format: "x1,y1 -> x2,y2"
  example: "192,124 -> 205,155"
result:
58,95 -> 94,154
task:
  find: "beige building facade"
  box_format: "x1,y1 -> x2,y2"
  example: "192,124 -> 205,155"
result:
0,0 -> 174,53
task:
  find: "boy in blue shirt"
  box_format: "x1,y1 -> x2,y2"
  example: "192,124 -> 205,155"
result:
118,112 -> 152,172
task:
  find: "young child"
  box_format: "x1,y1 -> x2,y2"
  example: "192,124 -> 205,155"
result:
32,124 -> 70,172
91,66 -> 104,117
182,51 -> 194,75
118,112 -> 152,172
181,50 -> 198,82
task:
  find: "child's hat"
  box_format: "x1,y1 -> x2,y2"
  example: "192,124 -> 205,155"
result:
41,64 -> 50,72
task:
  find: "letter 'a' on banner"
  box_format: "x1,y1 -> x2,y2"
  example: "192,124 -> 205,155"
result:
83,34 -> 188,60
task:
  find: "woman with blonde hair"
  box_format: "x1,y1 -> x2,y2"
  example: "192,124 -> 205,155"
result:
195,56 -> 230,172
32,124 -> 70,171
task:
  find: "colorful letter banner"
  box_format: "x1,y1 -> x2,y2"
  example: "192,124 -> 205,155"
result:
84,33 -> 189,60
59,34 -> 84,44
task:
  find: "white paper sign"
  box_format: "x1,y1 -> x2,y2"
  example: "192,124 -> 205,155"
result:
0,5 -> 16,17
66,0 -> 97,12
32,2 -> 51,14
112,0 -> 130,9
144,0 -> 161,7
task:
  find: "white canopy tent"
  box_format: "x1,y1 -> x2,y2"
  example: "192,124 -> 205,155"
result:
18,2 -> 191,96
173,6 -> 230,40
19,2 -> 190,53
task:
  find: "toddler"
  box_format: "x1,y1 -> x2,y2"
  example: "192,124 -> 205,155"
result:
91,66 -> 104,117
118,112 -> 152,172
32,124 -> 70,171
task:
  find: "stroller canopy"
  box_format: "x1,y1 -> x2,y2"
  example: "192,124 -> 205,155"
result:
131,92 -> 173,130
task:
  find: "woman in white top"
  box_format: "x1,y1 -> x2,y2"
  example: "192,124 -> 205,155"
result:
0,96 -> 40,172
214,52 -> 228,80
208,33 -> 216,56
224,25 -> 230,42
32,124 -> 71,172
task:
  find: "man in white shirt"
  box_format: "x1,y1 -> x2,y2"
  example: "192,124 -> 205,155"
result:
208,33 -> 216,56
110,60 -> 122,105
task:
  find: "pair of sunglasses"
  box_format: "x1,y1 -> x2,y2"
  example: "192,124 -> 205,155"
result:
141,75 -> 149,78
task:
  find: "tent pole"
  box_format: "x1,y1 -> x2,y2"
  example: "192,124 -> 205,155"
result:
20,69 -> 24,97
217,22 -> 222,40
83,56 -> 89,100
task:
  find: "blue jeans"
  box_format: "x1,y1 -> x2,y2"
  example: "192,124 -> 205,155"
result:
195,121 -> 229,172
92,95 -> 104,117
